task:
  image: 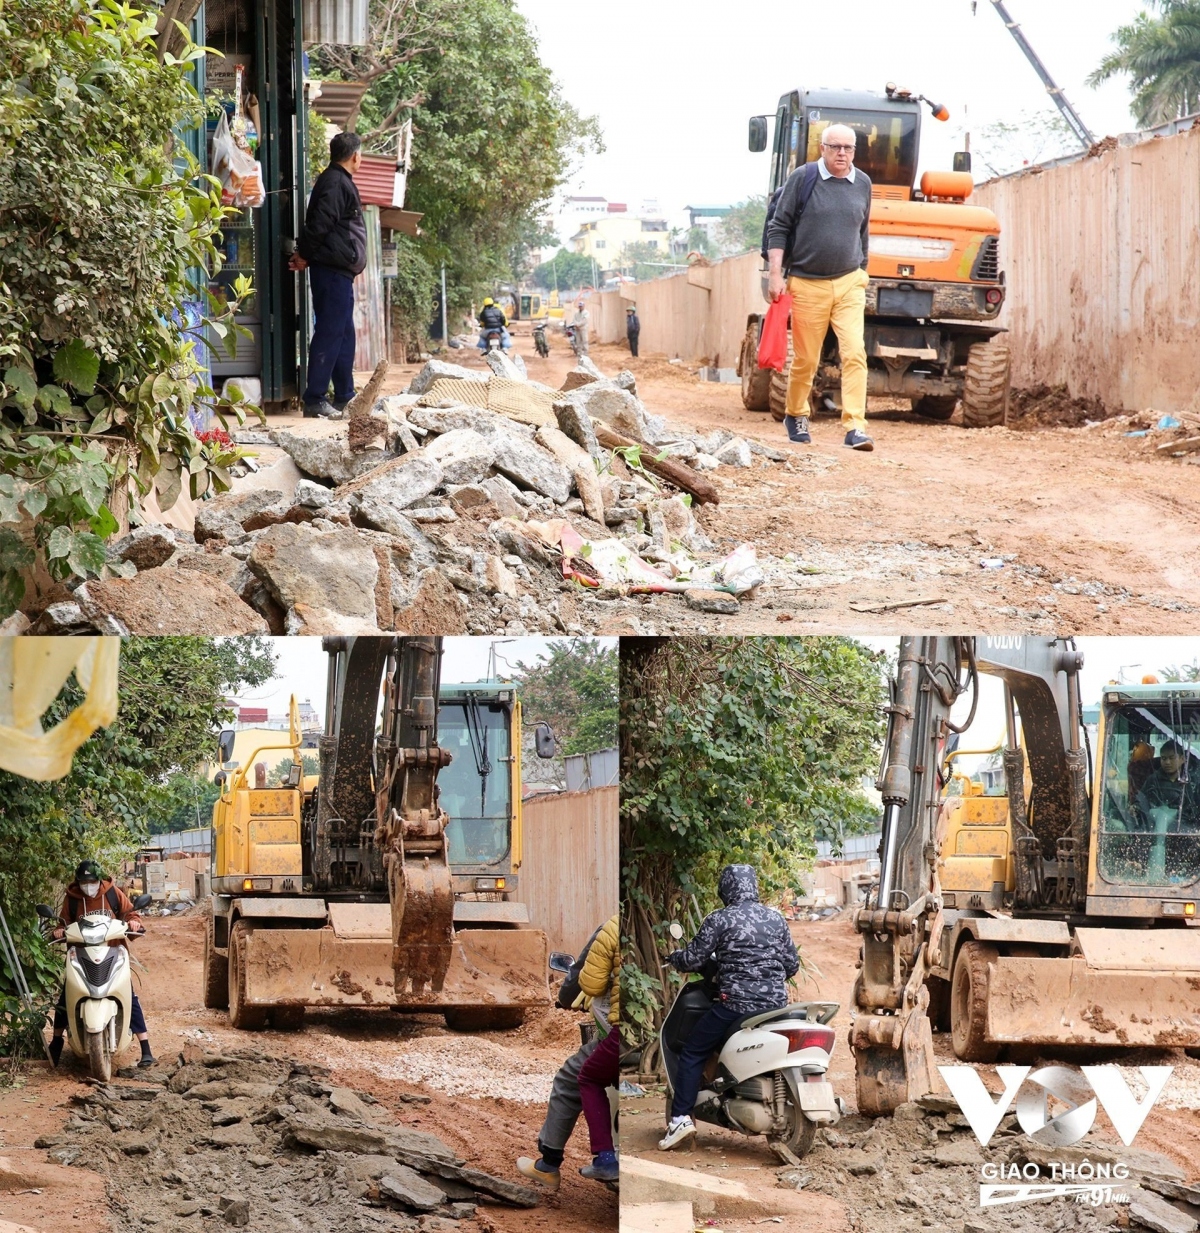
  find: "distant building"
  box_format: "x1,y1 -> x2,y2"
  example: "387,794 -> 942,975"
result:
572,215 -> 671,271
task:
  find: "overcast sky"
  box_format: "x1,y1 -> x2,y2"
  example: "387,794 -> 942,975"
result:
515,0 -> 1150,221
232,637 -> 616,727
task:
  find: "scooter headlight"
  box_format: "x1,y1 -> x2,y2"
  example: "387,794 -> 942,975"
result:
78,921 -> 108,945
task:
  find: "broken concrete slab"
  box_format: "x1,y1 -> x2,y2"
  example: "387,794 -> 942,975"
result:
553,398 -> 602,459
489,433 -> 571,504
342,452 -> 445,523
293,479 -> 332,509
406,359 -> 488,397
81,569 -> 266,635
482,349 -> 525,381
614,368 -> 638,395
208,1122 -> 262,1150
378,1167 -> 447,1212
534,424 -> 604,522
1129,1190 -> 1198,1233
620,1155 -> 765,1219
248,523 -> 380,630
480,476 -> 524,519
619,1202 -> 694,1233
423,428 -> 495,485
194,489 -> 286,544
109,524 -> 177,571
560,357 -> 605,390
270,429 -> 386,485
409,404 -> 533,439
559,383 -> 647,440
391,569 -> 467,635
484,555 -> 518,599
684,588 -> 739,615
714,437 -> 753,468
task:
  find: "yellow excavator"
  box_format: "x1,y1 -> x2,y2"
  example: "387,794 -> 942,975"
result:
203,636 -> 550,1031
852,636 -> 1200,1116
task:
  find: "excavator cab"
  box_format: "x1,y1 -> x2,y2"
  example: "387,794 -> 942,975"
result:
1092,687 -> 1200,895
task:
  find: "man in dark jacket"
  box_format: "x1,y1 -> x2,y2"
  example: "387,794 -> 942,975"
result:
290,132 -> 367,418
659,864 -> 799,1150
625,305 -> 640,357
476,298 -> 513,351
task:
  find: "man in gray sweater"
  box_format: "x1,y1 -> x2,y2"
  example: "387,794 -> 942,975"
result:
766,123 -> 874,451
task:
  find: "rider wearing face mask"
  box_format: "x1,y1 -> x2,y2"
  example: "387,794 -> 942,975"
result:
659,864 -> 799,1150
48,860 -> 155,1069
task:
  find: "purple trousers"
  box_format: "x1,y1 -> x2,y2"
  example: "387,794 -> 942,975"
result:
578,1026 -> 620,1154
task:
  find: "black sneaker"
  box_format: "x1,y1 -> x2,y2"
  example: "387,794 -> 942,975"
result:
48,1036 -> 63,1067
784,414 -> 812,444
303,400 -> 341,420
137,1053 -> 157,1068
844,429 -> 874,451
332,395 -> 354,412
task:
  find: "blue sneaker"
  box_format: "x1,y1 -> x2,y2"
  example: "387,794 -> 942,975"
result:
844,429 -> 874,451
580,1150 -> 619,1182
784,414 -> 812,444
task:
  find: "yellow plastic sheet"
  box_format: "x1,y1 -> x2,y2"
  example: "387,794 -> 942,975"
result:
0,637 -> 120,780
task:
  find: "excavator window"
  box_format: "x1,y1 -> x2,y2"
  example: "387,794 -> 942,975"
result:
438,700 -> 511,867
1097,702 -> 1200,886
806,110 -> 917,188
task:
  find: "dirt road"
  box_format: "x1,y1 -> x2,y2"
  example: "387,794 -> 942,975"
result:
1,910 -> 616,1232
374,328 -> 1200,636
621,911 -> 1200,1233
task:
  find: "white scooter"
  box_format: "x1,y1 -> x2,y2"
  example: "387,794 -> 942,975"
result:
38,898 -> 150,1081
659,923 -> 843,1160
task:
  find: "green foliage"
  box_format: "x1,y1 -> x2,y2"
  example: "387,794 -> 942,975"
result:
0,994 -> 52,1068
268,754 -> 321,786
1161,659 -> 1200,683
681,228 -> 715,260
619,241 -> 679,282
0,636 -> 277,1002
620,637 -> 886,1045
145,772 -> 222,834
307,105 -> 331,187
0,0 -> 260,616
512,639 -> 618,756
313,0 -> 602,331
530,248 -> 597,293
715,197 -> 767,256
1090,0 -> 1200,127
389,235 -> 438,354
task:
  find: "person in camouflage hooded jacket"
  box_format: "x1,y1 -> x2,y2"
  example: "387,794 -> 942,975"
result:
659,864 -> 800,1149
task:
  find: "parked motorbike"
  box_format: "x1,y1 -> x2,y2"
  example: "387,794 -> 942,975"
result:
564,324 -> 582,358
38,897 -> 151,1081
533,321 -> 549,358
659,923 -> 842,1160
549,950 -> 618,1189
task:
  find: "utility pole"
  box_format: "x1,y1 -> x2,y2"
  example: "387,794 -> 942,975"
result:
987,0 -> 1095,149
440,262 -> 448,348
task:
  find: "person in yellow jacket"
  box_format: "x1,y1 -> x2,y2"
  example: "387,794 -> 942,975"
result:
575,913 -> 620,1183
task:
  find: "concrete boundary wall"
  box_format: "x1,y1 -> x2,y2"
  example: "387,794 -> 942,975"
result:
590,252 -> 763,369
973,126 -> 1200,413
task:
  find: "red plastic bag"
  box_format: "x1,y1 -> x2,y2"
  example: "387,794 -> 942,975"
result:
756,292 -> 792,372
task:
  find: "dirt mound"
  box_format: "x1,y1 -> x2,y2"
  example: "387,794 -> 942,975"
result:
1008,383 -> 1116,430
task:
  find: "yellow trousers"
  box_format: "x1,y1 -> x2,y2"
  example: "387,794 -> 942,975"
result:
785,269 -> 869,433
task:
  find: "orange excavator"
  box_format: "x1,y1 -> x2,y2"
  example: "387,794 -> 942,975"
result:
739,84 -> 1010,428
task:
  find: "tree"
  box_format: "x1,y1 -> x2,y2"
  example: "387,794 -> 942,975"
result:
1160,660 -> 1200,682
0,1 -> 256,617
147,773 -> 222,834
975,108 -> 1078,177
0,637 -> 276,1014
681,227 -> 716,260
1090,1 -> 1200,127
620,241 -> 680,282
530,248 -> 596,293
512,639 -> 618,756
312,0 -> 602,323
268,754 -> 321,786
620,637 -> 886,1047
715,197 -> 767,256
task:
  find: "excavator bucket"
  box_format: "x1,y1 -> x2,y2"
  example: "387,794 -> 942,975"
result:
851,999 -> 938,1117
238,904 -> 549,1027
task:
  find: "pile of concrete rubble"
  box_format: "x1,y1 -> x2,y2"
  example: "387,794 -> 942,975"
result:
38,1045 -> 536,1232
13,355 -> 782,636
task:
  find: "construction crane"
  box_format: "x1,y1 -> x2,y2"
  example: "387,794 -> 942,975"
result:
985,0 -> 1096,149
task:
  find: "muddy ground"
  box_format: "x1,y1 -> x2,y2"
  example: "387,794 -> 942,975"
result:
0,910 -> 616,1233
621,911 -> 1200,1233
263,325 -> 1200,636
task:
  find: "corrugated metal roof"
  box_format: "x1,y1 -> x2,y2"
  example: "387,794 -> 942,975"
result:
309,80 -> 368,130
352,153 -> 397,207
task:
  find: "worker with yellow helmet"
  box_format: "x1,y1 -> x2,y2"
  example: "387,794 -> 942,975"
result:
477,297 -> 513,352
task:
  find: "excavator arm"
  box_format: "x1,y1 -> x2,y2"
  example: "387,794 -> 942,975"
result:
319,636 -> 454,996
851,635 -> 1087,1115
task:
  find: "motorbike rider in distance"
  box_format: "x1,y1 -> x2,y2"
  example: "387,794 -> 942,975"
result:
48,860 -> 155,1069
476,297 -> 513,351
659,864 -> 799,1150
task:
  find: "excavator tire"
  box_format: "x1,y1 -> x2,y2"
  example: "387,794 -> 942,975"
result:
203,911 -> 229,1011
227,921 -> 268,1031
912,395 -> 958,421
961,338 -> 1010,429
951,941 -> 1001,1062
740,318 -> 772,411
443,1007 -> 527,1032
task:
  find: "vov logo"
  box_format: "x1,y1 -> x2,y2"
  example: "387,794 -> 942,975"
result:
939,1064 -> 1172,1148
